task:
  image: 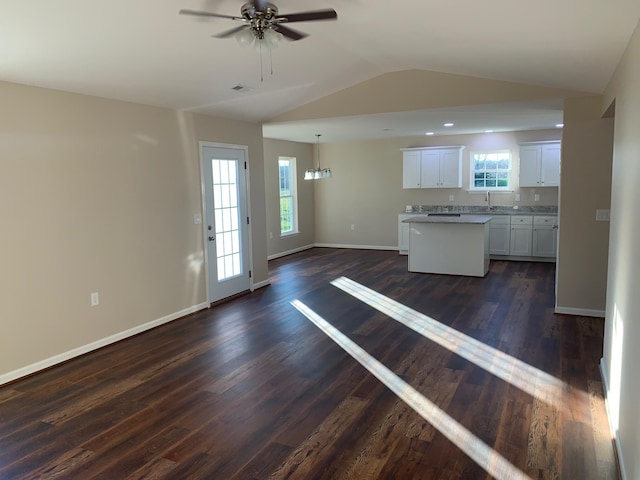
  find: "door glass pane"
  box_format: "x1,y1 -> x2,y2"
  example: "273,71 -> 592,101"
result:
211,159 -> 242,281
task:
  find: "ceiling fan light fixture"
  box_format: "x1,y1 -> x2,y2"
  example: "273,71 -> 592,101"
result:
235,27 -> 256,47
263,28 -> 284,48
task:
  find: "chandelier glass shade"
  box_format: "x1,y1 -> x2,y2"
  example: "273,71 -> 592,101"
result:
304,134 -> 332,180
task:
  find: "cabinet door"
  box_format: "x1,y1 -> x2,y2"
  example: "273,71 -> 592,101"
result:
439,149 -> 462,188
420,151 -> 440,188
519,145 -> 541,187
510,225 -> 533,256
532,226 -> 558,257
489,225 -> 511,255
540,143 -> 561,186
398,215 -> 411,254
403,151 -> 421,188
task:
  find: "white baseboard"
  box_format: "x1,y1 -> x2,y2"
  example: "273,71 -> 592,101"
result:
599,359 -> 627,479
267,244 -> 315,261
554,306 -> 605,317
252,279 -> 271,290
314,243 -> 398,251
0,302 -> 209,387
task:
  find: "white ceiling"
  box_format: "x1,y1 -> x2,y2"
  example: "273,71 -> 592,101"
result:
2,0 -> 639,142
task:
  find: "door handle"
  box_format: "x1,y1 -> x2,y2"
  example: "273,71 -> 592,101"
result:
208,236 -> 215,241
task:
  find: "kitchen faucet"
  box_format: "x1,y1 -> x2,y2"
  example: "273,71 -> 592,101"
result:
486,191 -> 493,211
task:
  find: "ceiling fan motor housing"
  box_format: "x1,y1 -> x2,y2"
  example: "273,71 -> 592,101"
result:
241,2 -> 279,39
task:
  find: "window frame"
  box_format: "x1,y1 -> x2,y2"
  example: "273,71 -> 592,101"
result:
469,149 -> 512,191
278,156 -> 299,237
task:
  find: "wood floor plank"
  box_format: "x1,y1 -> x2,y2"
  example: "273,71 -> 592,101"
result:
268,396 -> 370,479
0,249 -> 618,479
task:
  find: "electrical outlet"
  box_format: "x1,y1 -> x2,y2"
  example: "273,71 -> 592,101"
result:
351,224 -> 355,231
515,193 -> 521,202
448,195 -> 454,202
534,194 -> 540,202
596,209 -> 610,221
269,232 -> 273,239
91,292 -> 99,307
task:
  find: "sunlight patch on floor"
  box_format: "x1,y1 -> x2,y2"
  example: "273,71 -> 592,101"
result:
291,299 -> 530,480
330,276 -> 586,408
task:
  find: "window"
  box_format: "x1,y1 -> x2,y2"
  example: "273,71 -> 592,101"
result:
279,157 -> 298,236
470,150 -> 511,190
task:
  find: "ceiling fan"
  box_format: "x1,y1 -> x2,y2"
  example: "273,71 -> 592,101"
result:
179,1 -> 338,43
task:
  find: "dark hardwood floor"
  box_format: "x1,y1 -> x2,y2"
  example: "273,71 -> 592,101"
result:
0,248 -> 617,479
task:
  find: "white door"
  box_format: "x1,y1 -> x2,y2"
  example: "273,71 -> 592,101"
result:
201,144 -> 251,303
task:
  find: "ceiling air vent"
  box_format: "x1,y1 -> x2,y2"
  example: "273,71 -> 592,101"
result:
231,84 -> 253,93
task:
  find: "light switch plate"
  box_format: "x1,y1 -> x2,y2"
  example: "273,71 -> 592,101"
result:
194,213 -> 202,224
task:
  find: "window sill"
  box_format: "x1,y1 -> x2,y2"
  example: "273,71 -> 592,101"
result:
467,189 -> 514,193
280,231 -> 301,238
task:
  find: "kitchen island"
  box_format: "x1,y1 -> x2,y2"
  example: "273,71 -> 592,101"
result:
403,215 -> 492,277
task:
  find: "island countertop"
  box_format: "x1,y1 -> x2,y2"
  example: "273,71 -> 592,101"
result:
402,215 -> 492,225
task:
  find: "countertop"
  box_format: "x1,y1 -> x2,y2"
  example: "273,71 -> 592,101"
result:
400,205 -> 558,216
403,215 -> 492,225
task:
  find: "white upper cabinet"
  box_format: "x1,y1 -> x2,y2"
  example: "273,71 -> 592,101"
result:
402,150 -> 421,188
519,141 -> 561,187
402,146 -> 464,188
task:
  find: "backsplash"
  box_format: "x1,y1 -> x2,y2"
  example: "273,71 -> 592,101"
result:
403,204 -> 558,215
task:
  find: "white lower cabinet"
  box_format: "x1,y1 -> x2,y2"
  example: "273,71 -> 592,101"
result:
532,216 -> 558,257
398,214 -> 413,254
489,215 -> 511,255
399,213 -> 557,259
509,216 -> 533,256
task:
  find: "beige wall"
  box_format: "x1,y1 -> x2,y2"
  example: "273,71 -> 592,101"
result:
555,97 -> 613,314
0,80 -> 267,381
263,138 -> 315,257
271,69 -> 590,122
601,19 -> 640,480
312,130 -> 560,248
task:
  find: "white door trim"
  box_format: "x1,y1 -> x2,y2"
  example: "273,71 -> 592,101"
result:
198,141 -> 254,304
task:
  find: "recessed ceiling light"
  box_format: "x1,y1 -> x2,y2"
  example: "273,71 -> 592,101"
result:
443,123 -> 454,127
425,132 -> 435,136
485,130 -> 494,133
556,123 -> 564,128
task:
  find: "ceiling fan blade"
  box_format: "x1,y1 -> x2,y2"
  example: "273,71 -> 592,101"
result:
273,24 -> 308,41
277,9 -> 338,23
212,25 -> 249,38
179,9 -> 242,21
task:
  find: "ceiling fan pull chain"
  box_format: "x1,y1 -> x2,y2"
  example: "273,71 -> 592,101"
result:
259,41 -> 264,82
270,45 -> 274,76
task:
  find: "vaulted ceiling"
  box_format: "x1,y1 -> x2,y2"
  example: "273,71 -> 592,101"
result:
3,0 -> 640,141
